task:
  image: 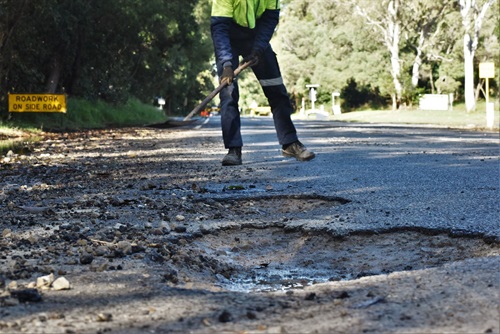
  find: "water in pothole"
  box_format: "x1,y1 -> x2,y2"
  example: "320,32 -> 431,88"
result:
189,228 -> 498,292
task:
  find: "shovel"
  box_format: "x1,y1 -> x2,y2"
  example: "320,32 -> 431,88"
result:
146,61 -> 253,128
182,60 -> 254,122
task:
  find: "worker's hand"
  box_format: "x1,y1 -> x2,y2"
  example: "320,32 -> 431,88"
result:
220,65 -> 234,85
242,50 -> 261,66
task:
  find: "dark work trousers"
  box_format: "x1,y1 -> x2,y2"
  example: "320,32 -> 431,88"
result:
217,29 -> 299,149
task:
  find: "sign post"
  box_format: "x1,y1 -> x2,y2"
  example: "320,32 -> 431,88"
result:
332,92 -> 341,115
479,62 -> 495,129
306,84 -> 319,113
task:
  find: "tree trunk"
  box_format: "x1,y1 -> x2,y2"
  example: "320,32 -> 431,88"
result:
68,26 -> 84,96
353,0 -> 402,110
429,67 -> 435,94
388,0 -> 402,110
459,0 -> 495,113
463,33 -> 476,112
391,93 -> 397,111
411,52 -> 422,88
46,54 -> 63,93
411,30 -> 425,88
391,55 -> 402,110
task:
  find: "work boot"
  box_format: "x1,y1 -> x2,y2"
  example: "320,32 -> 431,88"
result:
282,141 -> 315,161
222,147 -> 242,166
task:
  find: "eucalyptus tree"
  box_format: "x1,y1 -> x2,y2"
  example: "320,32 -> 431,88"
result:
274,0 -> 322,95
459,0 -> 497,112
274,0 -> 389,110
350,0 -> 404,110
403,0 -> 458,88
472,1 -> 499,100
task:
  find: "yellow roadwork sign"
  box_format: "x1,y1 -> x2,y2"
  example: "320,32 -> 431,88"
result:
8,94 -> 67,113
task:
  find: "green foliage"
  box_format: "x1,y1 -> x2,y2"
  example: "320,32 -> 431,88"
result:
1,0 -> 497,120
274,0 -> 395,109
273,0 -> 498,110
340,78 -> 388,111
0,0 -> 214,120
238,71 -> 269,112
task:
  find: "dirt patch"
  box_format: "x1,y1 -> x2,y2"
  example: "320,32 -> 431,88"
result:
197,194 -> 350,220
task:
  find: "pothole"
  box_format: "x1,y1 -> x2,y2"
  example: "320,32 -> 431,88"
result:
217,194 -> 350,213
196,195 -> 350,220
187,228 -> 498,292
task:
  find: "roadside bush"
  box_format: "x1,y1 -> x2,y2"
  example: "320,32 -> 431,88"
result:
340,78 -> 388,111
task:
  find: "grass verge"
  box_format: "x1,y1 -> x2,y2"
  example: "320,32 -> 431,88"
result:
295,101 -> 499,131
2,97 -> 167,132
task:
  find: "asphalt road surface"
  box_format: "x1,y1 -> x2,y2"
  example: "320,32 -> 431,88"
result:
207,116 -> 499,238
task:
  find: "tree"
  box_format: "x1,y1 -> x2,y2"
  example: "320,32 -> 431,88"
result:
459,0 -> 496,112
0,0 -> 29,67
274,0 -> 391,111
473,0 -> 499,101
0,0 -> 214,118
403,0 -> 457,88
275,0 -> 497,111
351,0 -> 403,110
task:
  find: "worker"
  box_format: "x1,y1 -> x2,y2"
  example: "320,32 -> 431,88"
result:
211,0 -> 316,166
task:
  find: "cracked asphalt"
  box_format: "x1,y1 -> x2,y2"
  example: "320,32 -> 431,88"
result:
0,116 -> 498,334
225,116 -> 499,238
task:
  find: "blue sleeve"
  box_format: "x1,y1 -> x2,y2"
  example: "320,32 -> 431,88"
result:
253,9 -> 279,54
211,16 -> 234,68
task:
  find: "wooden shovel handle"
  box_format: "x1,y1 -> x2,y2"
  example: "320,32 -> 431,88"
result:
183,61 -> 253,121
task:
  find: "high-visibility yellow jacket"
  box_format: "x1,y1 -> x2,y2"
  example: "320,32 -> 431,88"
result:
212,0 -> 280,29
211,0 -> 280,67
